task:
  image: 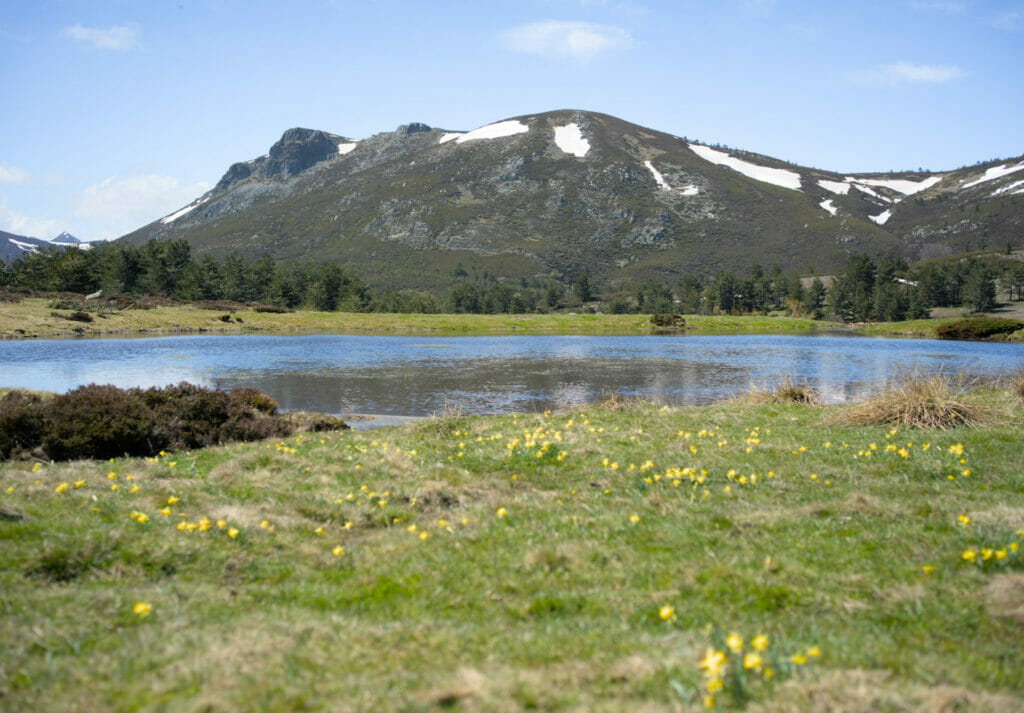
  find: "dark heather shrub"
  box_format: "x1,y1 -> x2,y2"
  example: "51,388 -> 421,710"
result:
41,385 -> 157,460
218,413 -> 293,443
0,391 -> 45,459
144,383 -> 234,451
936,318 -> 1024,340
230,388 -> 279,415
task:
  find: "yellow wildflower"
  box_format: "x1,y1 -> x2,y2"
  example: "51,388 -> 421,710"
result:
725,633 -> 743,652
742,652 -> 763,670
658,605 -> 675,621
699,648 -> 726,678
751,634 -> 768,652
132,602 -> 151,617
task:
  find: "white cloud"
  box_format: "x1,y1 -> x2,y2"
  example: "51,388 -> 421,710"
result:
501,20 -> 632,60
0,198 -> 63,240
909,1 -> 966,12
853,61 -> 966,85
76,175 -> 209,238
0,164 -> 28,184
61,23 -> 140,51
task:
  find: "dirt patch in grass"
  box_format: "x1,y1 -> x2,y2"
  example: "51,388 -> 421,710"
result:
751,668 -> 1023,713
968,505 -> 1024,531
984,574 -> 1024,624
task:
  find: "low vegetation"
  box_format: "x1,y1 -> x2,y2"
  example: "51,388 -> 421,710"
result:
834,372 -> 1003,430
731,376 -> 820,405
0,383 -> 347,461
1,378 -> 1022,711
935,317 -> 1024,341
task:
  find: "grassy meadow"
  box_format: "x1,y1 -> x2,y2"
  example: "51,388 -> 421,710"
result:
2,297 -> 834,339
2,382 -> 1023,711
4,297 -> 1024,342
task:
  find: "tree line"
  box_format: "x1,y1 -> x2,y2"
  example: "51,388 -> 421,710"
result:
2,239 -> 1017,320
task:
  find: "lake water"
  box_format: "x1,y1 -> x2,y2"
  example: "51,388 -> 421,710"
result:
0,334 -> 1020,426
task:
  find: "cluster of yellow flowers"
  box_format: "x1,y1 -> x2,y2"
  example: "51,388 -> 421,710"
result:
961,532 -> 1022,567
698,631 -> 818,709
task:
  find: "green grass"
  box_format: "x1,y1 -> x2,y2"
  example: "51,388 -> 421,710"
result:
0,298 -> 837,339
2,390 -> 1023,711
860,317 -> 1024,341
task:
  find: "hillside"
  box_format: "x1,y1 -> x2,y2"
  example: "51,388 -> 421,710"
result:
120,110 -> 1024,290
1,230 -> 91,263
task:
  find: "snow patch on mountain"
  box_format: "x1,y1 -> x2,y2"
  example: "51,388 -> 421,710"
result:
849,182 -> 890,202
681,185 -> 699,196
689,144 -> 802,191
962,162 -> 1024,189
820,199 -> 837,216
160,196 -> 209,225
438,132 -> 462,145
553,123 -> 589,157
818,180 -> 850,195
9,238 -> 38,253
455,120 -> 529,144
644,161 -> 672,191
337,142 -> 357,155
991,179 -> 1024,196
852,176 -> 942,195
870,209 -> 892,225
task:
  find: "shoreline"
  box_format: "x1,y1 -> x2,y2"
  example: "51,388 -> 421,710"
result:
2,297 -> 1022,342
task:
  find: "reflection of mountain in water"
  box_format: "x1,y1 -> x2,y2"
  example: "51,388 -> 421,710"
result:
1,333 -> 1020,420
213,356 -> 749,417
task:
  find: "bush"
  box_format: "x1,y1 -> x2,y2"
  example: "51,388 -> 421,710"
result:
41,385 -> 157,461
230,388 -> 279,415
49,310 -> 94,323
252,303 -> 293,313
0,383 -> 346,461
650,313 -> 686,330
936,318 -> 1024,341
0,390 -> 45,459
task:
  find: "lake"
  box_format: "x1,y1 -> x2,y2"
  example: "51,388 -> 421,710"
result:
0,333 -> 1020,427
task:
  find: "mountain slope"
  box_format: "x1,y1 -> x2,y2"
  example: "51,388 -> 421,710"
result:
120,110 -> 1024,289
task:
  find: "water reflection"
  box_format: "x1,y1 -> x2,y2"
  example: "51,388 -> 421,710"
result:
0,333 -> 1020,419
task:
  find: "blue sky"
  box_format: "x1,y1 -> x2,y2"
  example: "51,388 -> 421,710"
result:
1,0 -> 1022,242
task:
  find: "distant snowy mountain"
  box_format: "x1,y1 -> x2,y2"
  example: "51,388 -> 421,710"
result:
0,230 -> 93,262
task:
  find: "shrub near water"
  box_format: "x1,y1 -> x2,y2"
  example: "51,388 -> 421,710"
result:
0,383 -> 344,461
935,317 -> 1024,341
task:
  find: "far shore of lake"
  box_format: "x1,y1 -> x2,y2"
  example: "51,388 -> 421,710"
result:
4,296 -> 1021,341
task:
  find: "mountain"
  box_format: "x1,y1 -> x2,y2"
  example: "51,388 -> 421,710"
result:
0,230 -> 53,262
119,110 -> 1024,289
49,232 -> 86,247
0,230 -> 93,263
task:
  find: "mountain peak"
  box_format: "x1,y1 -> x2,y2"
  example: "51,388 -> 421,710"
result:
121,109 -> 1024,289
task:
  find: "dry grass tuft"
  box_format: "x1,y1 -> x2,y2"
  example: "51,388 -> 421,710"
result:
590,392 -> 654,411
835,371 -> 1000,429
732,375 -> 821,405
1010,367 -> 1024,405
983,574 -> 1024,624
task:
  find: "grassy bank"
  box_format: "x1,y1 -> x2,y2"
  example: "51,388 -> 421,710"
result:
2,390 -> 1023,711
1,298 -> 835,339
